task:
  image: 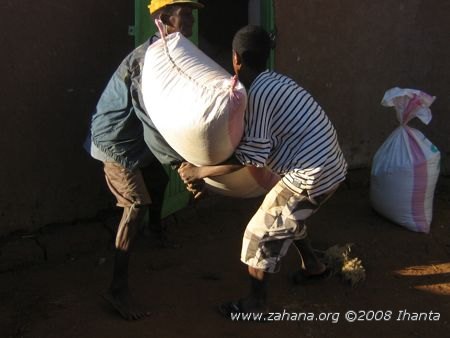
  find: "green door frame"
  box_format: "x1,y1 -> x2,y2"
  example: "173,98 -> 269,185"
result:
260,0 -> 275,69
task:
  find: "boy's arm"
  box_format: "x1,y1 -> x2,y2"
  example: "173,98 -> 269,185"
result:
178,155 -> 243,184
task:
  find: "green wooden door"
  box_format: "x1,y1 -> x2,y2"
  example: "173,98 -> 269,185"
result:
134,0 -> 154,46
260,0 -> 275,69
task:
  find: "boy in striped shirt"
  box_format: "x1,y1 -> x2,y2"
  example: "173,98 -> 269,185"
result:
178,25 -> 347,318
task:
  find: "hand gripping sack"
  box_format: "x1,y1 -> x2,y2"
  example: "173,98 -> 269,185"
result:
370,88 -> 440,233
142,21 -> 247,166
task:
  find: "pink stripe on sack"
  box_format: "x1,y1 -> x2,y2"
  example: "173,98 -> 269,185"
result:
403,94 -> 422,124
405,127 -> 428,232
154,19 -> 167,41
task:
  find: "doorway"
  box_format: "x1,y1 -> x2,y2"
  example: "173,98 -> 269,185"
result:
198,0 -> 248,73
198,0 -> 274,73
134,1 -> 274,71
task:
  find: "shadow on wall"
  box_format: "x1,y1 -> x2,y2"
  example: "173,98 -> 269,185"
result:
0,1 -> 134,235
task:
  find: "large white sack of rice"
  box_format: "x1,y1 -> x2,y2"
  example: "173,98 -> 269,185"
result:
142,25 -> 247,166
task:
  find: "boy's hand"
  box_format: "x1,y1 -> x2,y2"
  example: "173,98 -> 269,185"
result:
178,162 -> 203,184
178,162 -> 205,199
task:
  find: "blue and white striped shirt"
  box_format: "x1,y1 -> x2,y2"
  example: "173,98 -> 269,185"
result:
235,71 -> 347,197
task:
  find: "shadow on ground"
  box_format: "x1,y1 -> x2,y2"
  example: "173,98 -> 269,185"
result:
1,170 -> 449,338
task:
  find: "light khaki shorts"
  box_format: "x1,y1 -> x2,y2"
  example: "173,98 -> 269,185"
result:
241,180 -> 337,273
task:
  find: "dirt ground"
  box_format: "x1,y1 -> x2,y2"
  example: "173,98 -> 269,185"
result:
1,169 -> 449,338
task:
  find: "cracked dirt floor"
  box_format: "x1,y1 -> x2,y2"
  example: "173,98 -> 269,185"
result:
0,170 -> 449,338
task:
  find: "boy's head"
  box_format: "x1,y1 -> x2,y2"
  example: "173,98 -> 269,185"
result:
149,0 -> 204,38
232,25 -> 273,74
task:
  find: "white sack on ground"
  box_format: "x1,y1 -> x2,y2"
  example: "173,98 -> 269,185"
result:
370,87 -> 440,233
142,27 -> 247,166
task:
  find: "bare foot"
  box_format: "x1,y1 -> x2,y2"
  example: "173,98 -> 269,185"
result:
238,296 -> 268,313
103,289 -> 150,320
219,297 -> 269,322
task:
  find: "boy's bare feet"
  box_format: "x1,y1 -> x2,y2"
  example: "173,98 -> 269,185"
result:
219,297 -> 269,322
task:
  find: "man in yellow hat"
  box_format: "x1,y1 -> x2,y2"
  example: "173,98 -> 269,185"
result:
149,0 -> 203,36
85,0 -> 203,321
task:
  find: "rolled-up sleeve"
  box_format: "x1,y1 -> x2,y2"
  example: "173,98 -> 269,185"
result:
235,137 -> 271,167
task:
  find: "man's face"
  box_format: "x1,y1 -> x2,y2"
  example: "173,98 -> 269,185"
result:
166,6 -> 195,38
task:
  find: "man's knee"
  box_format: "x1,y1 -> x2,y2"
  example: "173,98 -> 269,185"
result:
115,204 -> 149,251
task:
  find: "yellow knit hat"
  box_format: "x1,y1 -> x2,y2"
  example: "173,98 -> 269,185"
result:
148,0 -> 204,14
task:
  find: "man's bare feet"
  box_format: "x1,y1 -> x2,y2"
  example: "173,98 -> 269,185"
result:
103,289 -> 150,320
